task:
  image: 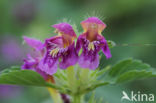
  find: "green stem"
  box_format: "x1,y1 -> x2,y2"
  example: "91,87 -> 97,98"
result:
66,66 -> 76,92
80,69 -> 89,84
73,95 -> 82,103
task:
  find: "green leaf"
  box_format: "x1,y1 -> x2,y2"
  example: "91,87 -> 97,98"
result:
80,81 -> 109,95
88,92 -> 95,103
77,58 -> 156,94
0,69 -> 47,86
0,66 -> 20,74
103,58 -> 156,84
116,70 -> 156,83
0,67 -> 71,94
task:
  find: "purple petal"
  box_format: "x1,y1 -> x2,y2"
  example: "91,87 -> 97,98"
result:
52,23 -> 77,38
78,52 -> 99,70
23,36 -> 44,51
81,17 -> 106,32
59,43 -> 78,69
22,54 -> 50,79
101,37 -> 112,59
35,68 -> 49,80
39,54 -> 59,75
39,36 -> 64,75
45,36 -> 64,49
76,35 -> 84,54
21,54 -> 37,70
81,17 -> 106,25
77,35 -> 100,69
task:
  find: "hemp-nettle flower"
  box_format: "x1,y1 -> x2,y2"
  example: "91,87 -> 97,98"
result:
22,37 -> 64,103
76,17 -> 112,70
39,23 -> 78,75
22,36 -> 50,80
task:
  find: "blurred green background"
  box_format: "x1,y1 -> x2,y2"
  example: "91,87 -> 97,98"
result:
0,0 -> 156,103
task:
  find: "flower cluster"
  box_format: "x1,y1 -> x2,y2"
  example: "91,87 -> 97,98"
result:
22,17 -> 111,79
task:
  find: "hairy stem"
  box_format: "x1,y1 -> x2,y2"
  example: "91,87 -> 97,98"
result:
80,69 -> 89,83
73,95 -> 82,103
67,66 -> 76,92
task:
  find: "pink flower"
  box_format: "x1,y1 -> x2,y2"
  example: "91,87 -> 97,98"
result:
76,17 -> 111,70
39,23 -> 78,75
22,36 -> 50,80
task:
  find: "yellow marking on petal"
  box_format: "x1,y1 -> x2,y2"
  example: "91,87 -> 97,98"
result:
82,23 -> 105,35
54,29 -> 77,48
62,33 -> 75,48
54,29 -> 63,36
98,25 -> 104,34
98,30 -> 102,35
54,29 -> 59,34
83,29 -> 87,33
81,22 -> 87,33
50,48 -> 59,57
58,31 -> 63,36
88,42 -> 95,51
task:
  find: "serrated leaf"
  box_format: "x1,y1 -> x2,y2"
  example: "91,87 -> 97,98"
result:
0,69 -> 47,86
103,58 -> 156,84
0,68 -> 72,94
0,67 -> 65,90
116,70 -> 156,83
